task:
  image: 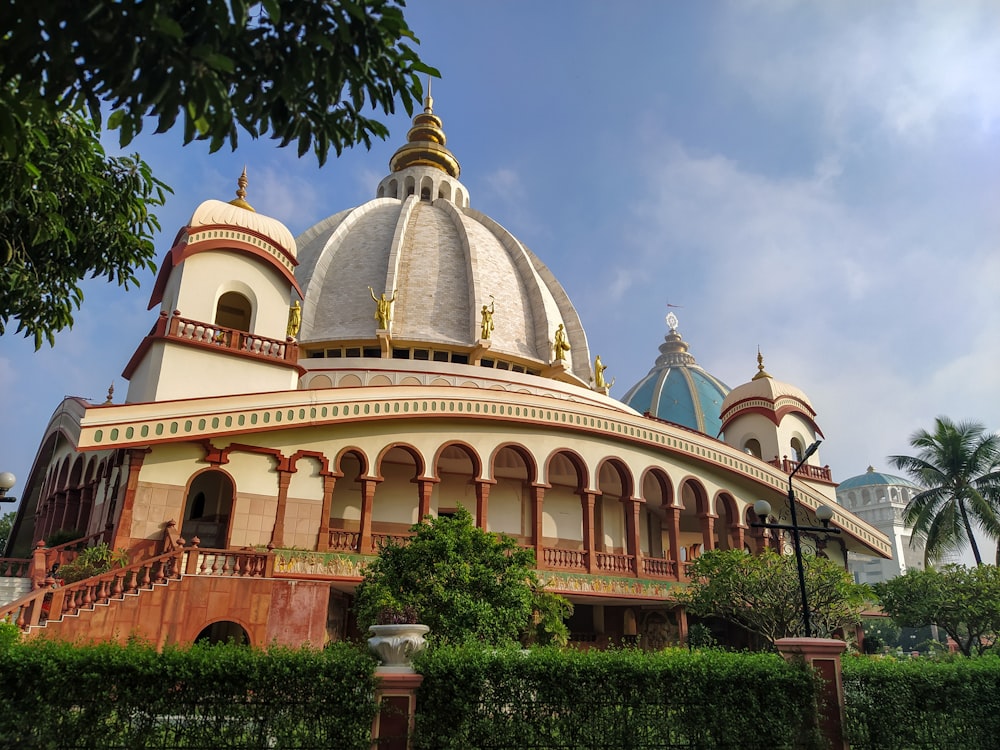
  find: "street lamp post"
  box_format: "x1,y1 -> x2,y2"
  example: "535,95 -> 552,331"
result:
0,472 -> 16,503
751,440 -> 841,638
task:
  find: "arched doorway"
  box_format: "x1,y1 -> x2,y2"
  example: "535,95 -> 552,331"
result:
214,291 -> 252,332
195,620 -> 249,645
182,470 -> 235,549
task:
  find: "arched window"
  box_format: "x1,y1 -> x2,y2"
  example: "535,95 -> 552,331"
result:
790,437 -> 806,462
215,291 -> 252,332
743,439 -> 762,459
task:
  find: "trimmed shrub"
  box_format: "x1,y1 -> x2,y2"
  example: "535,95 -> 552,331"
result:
412,645 -> 825,750
0,640 -> 378,749
844,654 -> 1000,749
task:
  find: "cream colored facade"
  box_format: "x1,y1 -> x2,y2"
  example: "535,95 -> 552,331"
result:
5,97 -> 890,648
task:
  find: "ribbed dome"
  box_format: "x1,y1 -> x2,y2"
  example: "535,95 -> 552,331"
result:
294,100 -> 591,382
838,466 -> 917,490
621,313 -> 730,435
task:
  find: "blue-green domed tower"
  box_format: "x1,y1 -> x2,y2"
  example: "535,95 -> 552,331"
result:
621,313 -> 730,436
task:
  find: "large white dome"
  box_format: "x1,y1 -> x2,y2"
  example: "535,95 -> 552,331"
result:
294,98 -> 591,383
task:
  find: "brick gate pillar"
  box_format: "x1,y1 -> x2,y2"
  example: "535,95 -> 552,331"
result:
775,638 -> 848,750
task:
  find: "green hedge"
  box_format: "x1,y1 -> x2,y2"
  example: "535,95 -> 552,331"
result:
843,655 -> 1000,749
0,640 -> 378,750
412,646 -> 825,750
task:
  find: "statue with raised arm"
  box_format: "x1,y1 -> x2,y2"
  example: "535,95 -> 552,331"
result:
553,323 -> 571,361
369,286 -> 397,329
286,300 -> 302,338
594,355 -> 607,388
480,296 -> 495,340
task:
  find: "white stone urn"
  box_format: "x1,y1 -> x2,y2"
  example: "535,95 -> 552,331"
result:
367,623 -> 430,672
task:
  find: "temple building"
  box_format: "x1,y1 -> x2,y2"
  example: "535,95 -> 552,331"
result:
1,96 -> 891,648
836,467 -> 928,584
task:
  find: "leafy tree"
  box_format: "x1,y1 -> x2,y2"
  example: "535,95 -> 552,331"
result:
354,507 -> 572,647
860,615 -> 901,654
1,0 -> 435,345
678,549 -> 869,645
0,108 -> 168,347
0,511 -> 15,556
873,565 -> 1000,657
889,417 -> 1000,566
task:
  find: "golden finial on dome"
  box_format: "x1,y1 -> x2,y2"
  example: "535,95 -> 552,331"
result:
752,348 -> 772,380
229,167 -> 256,212
388,81 -> 460,178
103,382 -> 115,405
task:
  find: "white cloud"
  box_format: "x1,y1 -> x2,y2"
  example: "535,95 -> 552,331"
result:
718,1 -> 1000,145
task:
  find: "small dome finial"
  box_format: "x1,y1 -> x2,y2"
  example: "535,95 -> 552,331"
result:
666,311 -> 679,332
229,167 -> 256,212
424,76 -> 433,112
752,347 -> 772,380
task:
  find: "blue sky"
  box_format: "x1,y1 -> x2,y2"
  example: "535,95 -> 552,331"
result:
2,1 -> 998,547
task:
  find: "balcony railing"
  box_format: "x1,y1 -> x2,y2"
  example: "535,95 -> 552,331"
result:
768,457 -> 833,482
166,313 -> 296,365
543,548 -> 587,571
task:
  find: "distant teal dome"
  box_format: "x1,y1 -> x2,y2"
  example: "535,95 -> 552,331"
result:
838,466 -> 917,490
621,315 -> 730,436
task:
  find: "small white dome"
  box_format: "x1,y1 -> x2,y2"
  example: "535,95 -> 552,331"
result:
188,199 -> 296,259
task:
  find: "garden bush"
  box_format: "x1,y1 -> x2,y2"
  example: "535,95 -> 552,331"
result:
0,639 -> 378,749
412,645 -> 825,750
843,654 -> 1000,749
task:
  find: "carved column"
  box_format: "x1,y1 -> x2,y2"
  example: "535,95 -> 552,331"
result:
530,484 -> 546,565
51,492 -> 68,534
732,524 -> 746,552
76,483 -> 95,535
64,488 -> 83,532
317,474 -> 337,552
111,449 -> 150,551
625,497 -> 642,577
664,505 -> 682,581
699,512 -> 717,552
416,478 -> 437,522
580,491 -> 597,574
268,468 -> 294,548
358,478 -> 379,555
474,479 -> 494,530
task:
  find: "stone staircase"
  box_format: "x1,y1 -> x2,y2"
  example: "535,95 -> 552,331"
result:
0,576 -> 31,607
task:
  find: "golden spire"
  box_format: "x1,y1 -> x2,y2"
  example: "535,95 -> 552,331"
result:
229,167 -> 256,212
752,348 -> 772,380
103,382 -> 114,405
388,80 -> 461,178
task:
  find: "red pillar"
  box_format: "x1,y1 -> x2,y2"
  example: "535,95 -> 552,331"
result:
732,523 -> 746,552
699,512 -> 717,552
416,478 -> 436,522
359,478 -> 379,554
474,479 -> 494,530
269,468 -> 293,548
665,505 -> 682,580
580,491 -> 597,573
317,474 -> 336,551
530,484 -> 546,565
625,497 -> 642,577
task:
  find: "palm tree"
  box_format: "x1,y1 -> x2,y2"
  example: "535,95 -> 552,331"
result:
889,417 -> 1000,566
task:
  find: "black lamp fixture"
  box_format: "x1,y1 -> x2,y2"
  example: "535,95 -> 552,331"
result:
750,440 -> 841,638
